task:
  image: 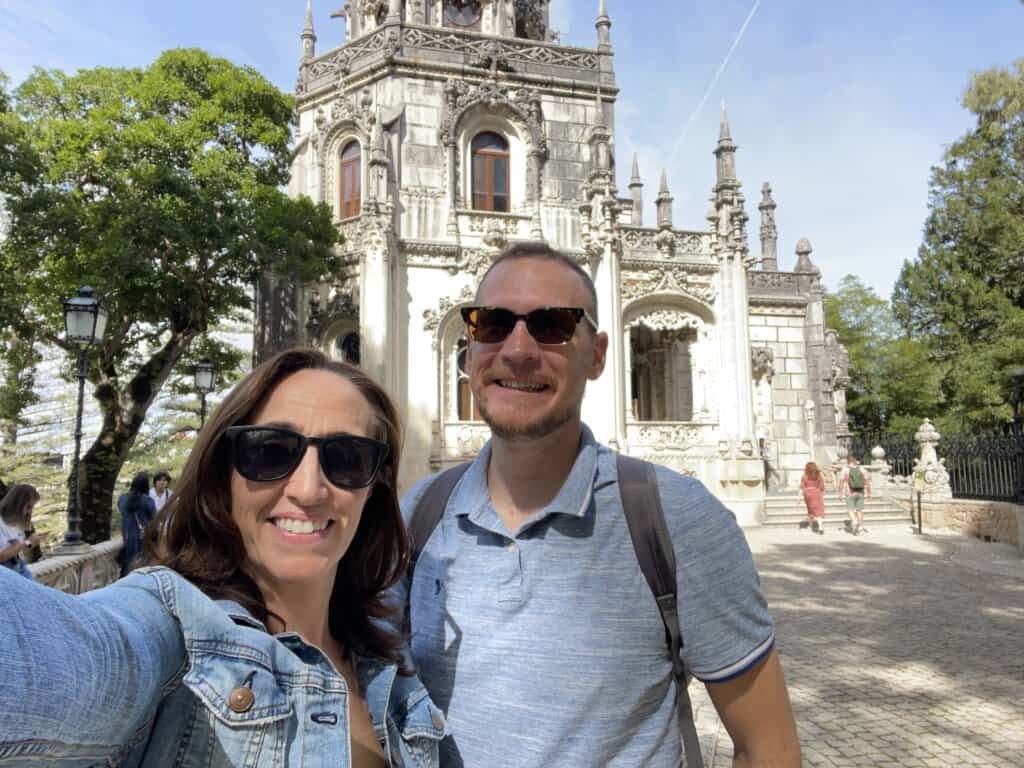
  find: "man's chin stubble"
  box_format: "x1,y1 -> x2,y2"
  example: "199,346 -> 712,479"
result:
479,403 -> 579,442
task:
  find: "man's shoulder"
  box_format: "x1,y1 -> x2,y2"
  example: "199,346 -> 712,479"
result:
399,462 -> 475,523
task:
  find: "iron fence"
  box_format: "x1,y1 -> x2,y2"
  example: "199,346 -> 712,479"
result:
840,432 -> 918,478
841,425 -> 1024,503
942,427 -> 1024,503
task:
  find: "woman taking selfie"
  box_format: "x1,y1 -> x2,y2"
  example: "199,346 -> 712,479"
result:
0,348 -> 445,767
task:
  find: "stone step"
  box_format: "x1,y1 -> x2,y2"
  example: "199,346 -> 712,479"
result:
762,512 -> 910,527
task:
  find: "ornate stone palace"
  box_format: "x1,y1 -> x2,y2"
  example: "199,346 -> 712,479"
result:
256,0 -> 851,524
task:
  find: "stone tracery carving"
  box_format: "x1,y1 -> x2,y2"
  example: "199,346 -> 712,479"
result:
422,284 -> 476,341
626,309 -> 702,333
633,425 -> 702,452
751,346 -> 775,383
513,0 -> 548,40
621,269 -> 717,307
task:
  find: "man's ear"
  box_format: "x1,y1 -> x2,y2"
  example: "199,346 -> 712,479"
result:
588,331 -> 609,380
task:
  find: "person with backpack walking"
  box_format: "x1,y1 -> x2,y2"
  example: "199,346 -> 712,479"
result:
838,454 -> 872,535
397,243 -> 800,768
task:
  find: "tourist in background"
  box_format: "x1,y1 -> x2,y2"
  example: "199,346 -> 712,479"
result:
0,484 -> 45,580
150,470 -> 173,512
800,462 -> 826,535
838,454 -> 872,535
118,472 -> 157,576
0,348 -> 443,767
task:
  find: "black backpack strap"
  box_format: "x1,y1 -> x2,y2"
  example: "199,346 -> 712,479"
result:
617,454 -> 705,768
407,462 -> 473,575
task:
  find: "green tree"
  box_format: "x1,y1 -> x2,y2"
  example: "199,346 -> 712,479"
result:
0,50 -> 340,542
825,275 -> 943,434
893,58 -> 1024,430
0,70 -> 44,445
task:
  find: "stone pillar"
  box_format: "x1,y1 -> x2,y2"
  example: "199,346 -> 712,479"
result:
913,418 -> 952,501
804,399 -> 816,462
758,182 -> 778,271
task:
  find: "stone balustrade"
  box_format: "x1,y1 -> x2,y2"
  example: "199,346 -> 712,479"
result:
27,539 -> 122,594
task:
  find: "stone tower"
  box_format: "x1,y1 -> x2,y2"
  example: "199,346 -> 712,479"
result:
263,0 -> 851,523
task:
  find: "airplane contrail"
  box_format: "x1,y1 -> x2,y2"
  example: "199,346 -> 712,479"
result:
667,0 -> 763,169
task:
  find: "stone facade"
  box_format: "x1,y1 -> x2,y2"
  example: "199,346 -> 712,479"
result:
259,0 -> 851,524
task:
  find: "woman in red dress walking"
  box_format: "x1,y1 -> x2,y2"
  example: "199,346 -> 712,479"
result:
800,461 -> 826,534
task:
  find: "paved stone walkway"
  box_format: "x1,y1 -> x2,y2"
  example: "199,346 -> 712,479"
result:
690,525 -> 1024,767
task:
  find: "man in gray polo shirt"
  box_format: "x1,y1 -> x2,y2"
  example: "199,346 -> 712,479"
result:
400,243 -> 800,767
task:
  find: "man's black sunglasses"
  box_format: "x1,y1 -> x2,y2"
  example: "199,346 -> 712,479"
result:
225,426 -> 388,490
460,306 -> 598,345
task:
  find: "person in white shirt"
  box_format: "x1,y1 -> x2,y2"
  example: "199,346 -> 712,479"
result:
150,471 -> 173,513
1,484 -> 45,580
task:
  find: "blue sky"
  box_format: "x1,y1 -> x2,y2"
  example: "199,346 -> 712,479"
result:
2,0 -> 1022,298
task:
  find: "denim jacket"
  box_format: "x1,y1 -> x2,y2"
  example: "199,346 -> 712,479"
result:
0,565 -> 445,767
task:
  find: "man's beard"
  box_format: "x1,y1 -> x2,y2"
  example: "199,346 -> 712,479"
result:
477,399 -> 580,442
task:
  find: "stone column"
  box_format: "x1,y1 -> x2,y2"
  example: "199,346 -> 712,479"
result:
913,418 -> 952,501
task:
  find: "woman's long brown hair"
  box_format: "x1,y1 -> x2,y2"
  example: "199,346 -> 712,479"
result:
0,484 -> 40,529
144,348 -> 410,667
804,461 -> 820,480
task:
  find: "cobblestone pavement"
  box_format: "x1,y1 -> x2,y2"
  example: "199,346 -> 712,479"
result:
690,526 -> 1024,767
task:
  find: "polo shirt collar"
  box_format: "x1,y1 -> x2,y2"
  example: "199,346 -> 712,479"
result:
452,425 -> 601,534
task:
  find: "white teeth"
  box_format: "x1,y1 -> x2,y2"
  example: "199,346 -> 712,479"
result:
498,380 -> 546,392
273,518 -> 329,535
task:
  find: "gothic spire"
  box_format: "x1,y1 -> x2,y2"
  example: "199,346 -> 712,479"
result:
629,153 -> 643,226
719,101 -> 732,142
714,101 -> 738,190
301,0 -> 317,60
759,182 -> 778,271
596,0 -> 612,50
656,169 -> 673,229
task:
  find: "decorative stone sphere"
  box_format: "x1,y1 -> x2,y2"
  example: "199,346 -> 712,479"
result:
871,445 -> 886,461
795,237 -> 813,255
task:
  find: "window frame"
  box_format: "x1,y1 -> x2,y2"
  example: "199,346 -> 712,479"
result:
339,140 -> 362,221
471,131 -> 511,213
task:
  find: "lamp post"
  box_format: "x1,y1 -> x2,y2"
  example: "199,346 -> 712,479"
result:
1010,367 -> 1024,505
56,286 -> 108,555
194,359 -> 216,429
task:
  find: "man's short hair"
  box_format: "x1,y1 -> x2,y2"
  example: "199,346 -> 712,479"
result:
476,242 -> 599,325
154,471 -> 172,483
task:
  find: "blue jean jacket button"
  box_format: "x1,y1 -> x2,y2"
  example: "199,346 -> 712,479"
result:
229,687 -> 255,713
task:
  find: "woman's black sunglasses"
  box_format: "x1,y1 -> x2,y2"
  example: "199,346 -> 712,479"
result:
460,306 -> 598,345
225,426 -> 388,490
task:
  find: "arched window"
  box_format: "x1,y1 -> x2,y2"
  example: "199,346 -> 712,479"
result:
455,339 -> 481,421
339,141 -> 361,220
471,132 -> 510,213
444,0 -> 482,30
333,332 -> 361,365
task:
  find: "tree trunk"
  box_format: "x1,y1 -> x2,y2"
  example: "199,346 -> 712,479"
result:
76,329 -> 198,543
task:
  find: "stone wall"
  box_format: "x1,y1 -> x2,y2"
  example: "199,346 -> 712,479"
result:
749,305 -> 812,488
28,539 -> 122,594
895,497 -> 1022,548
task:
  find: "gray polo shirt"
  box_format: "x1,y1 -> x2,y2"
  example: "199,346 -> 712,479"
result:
400,425 -> 774,767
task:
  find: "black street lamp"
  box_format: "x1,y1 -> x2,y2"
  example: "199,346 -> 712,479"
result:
56,286 -> 108,555
1010,367 -> 1024,505
194,359 -> 216,429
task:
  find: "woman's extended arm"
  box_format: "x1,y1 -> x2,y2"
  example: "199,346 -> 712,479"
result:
0,540 -> 22,561
0,567 -> 186,758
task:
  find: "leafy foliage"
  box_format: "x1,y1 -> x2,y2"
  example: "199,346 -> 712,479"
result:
893,59 -> 1024,431
0,50 -> 341,541
825,276 -> 943,434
